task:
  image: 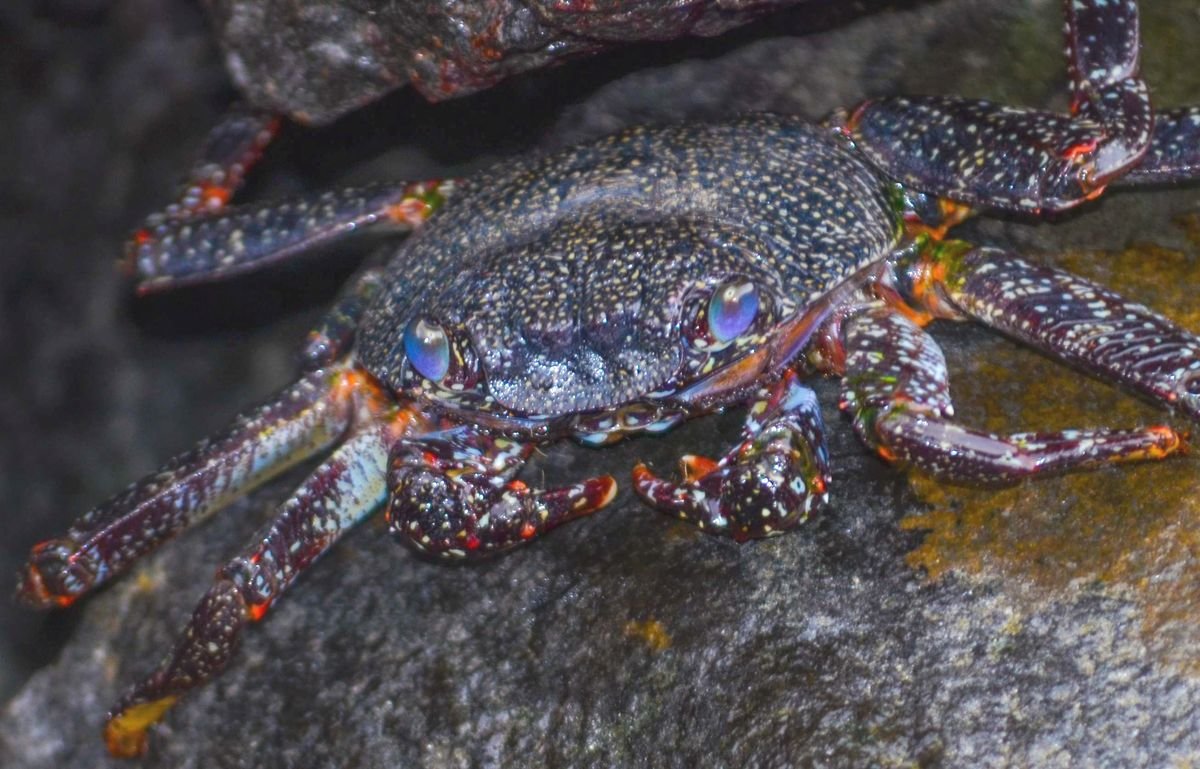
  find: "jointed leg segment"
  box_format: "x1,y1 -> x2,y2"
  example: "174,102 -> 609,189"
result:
841,226 -> 1200,483
103,408 -> 424,758
97,383 -> 621,755
839,307 -> 1182,484
130,180 -> 454,293
838,0 -> 1153,213
133,104 -> 280,226
121,104 -> 457,294
931,247 -> 1200,420
16,368 -> 361,609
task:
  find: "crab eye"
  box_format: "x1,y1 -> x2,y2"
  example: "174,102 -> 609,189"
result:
404,317 -> 450,381
707,279 -> 759,342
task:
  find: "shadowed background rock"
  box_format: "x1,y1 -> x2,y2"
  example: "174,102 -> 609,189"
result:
2,0 -> 1200,766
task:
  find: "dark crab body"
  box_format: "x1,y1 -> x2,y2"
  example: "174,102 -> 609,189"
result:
15,0 -> 1200,759
358,118 -> 891,423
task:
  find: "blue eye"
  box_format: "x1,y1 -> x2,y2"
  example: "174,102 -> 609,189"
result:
404,317 -> 450,381
707,280 -> 759,342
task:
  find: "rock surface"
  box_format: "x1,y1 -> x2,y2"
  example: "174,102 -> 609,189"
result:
3,0 -> 1200,767
203,0 -> 828,124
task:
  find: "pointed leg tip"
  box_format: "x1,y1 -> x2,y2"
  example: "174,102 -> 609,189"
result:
1138,425 -> 1183,460
104,695 -> 177,758
555,475 -> 619,522
591,475 -> 619,509
13,565 -> 68,610
14,540 -> 92,610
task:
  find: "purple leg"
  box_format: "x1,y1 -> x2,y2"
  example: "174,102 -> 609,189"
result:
121,102 -> 456,292
125,105 -> 278,269
1117,106 -> 1200,186
14,366 -> 369,610
130,179 -> 455,293
835,0 -> 1150,213
134,104 -> 279,226
632,369 -> 832,542
921,246 -> 1200,420
386,427 -> 618,559
103,400 -> 431,758
839,307 -> 1182,483
299,264 -> 387,369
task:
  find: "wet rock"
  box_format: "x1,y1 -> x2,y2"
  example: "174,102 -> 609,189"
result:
202,0 -> 830,125
4,0 -> 1200,767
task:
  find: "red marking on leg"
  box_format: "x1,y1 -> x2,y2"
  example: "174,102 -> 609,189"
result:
840,100 -> 873,136
580,476 -> 618,510
17,560 -> 75,609
1061,138 -> 1099,160
196,181 -> 233,211
332,367 -> 397,422
386,198 -> 433,226
121,229 -> 156,276
1120,425 -> 1182,461
15,539 -> 98,610
680,454 -> 719,481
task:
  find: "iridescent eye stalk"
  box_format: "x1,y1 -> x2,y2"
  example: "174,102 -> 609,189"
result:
404,317 -> 450,381
708,279 -> 759,342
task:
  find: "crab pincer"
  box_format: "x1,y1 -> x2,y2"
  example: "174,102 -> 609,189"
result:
386,427 -> 617,558
634,370 -> 832,542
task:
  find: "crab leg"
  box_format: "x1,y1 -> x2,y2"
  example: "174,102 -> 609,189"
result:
837,0 -> 1150,213
14,366 -> 373,610
386,427 -> 618,558
129,179 -> 455,293
632,369 -> 832,541
103,403 -> 427,758
839,306 -> 1183,484
299,264 -> 388,369
122,101 -> 455,292
912,245 -> 1200,421
1117,106 -> 1200,186
131,104 -> 280,227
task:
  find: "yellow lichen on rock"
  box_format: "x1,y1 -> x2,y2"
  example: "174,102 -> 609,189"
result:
901,230 -> 1200,672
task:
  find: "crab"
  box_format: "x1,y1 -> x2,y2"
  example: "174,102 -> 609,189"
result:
13,0 -> 1200,758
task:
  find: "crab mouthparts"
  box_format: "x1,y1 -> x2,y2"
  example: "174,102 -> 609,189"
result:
487,344 -> 679,416
675,345 -> 773,406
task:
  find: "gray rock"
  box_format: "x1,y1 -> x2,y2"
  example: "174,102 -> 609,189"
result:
4,0 -> 1200,767
202,0 -> 849,125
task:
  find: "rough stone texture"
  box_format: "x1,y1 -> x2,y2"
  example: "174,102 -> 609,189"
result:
3,0 -> 1200,767
201,0 -> 858,125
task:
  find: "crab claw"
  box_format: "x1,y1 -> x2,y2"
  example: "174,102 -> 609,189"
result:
386,430 -> 618,558
633,371 -> 832,542
388,468 -> 617,558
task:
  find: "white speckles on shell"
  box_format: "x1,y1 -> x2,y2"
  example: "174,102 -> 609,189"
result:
357,116 -> 897,419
